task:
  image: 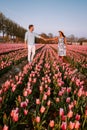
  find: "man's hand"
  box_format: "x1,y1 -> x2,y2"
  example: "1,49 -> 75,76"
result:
40,36 -> 46,41
25,42 -> 27,49
44,38 -> 47,41
45,37 -> 58,41
40,36 -> 50,41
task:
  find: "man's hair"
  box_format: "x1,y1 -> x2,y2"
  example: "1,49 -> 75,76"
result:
29,25 -> 34,29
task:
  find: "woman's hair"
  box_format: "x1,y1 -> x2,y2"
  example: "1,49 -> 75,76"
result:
59,31 -> 66,38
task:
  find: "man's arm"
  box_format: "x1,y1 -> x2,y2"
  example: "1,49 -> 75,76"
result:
39,36 -> 47,41
47,37 -> 58,41
35,33 -> 47,41
24,32 -> 27,48
24,41 -> 27,48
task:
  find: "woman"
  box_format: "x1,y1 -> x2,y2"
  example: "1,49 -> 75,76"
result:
58,31 -> 67,61
47,31 -> 67,62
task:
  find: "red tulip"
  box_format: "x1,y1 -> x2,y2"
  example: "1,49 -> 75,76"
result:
75,114 -> 80,121
61,122 -> 67,130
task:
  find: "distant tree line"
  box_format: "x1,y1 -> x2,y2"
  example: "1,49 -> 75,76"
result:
0,12 -> 26,42
0,12 -> 87,44
0,12 -> 54,43
67,34 -> 87,45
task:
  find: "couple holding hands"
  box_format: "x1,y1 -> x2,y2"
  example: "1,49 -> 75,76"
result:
25,24 -> 67,63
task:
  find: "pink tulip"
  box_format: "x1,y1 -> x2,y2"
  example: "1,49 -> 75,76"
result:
23,90 -> 28,97
58,82 -> 62,87
40,106 -> 45,113
47,100 -> 51,106
45,84 -> 48,89
59,108 -> 64,117
58,91 -> 63,96
85,110 -> 87,116
36,99 -> 40,105
33,78 -> 36,83
68,121 -> 75,129
68,103 -> 74,110
39,86 -> 43,93
67,110 -> 73,118
74,121 -> 80,129
49,120 -> 55,128
29,77 -> 32,82
3,125 -> 8,130
15,75 -> 19,81
67,87 -> 71,93
10,108 -> 19,122
27,89 -> 32,95
66,97 -> 70,103
20,101 -> 28,108
24,109 -> 28,115
26,99 -> 29,103
0,89 -> 2,95
43,94 -> 47,100
46,89 -> 51,96
56,98 -> 60,103
80,81 -> 84,85
76,79 -> 80,86
27,82 -> 31,87
85,91 -> 87,96
4,80 -> 10,88
35,116 -> 40,123
71,77 -> 75,82
73,100 -> 77,106
12,86 -> 16,92
77,88 -> 83,97
48,79 -> 51,83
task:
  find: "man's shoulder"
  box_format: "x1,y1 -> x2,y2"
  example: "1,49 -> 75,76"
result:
25,31 -> 28,35
26,31 -> 28,34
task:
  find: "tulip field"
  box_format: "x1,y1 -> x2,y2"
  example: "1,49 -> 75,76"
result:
0,43 -> 87,130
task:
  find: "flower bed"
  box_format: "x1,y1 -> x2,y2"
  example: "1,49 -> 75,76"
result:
0,44 -> 44,76
0,45 -> 87,130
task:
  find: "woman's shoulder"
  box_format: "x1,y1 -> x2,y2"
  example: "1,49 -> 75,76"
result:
58,36 -> 64,39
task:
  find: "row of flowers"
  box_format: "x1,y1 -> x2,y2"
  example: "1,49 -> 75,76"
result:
0,44 -> 25,54
50,44 -> 87,76
0,44 -> 44,75
0,45 -> 87,130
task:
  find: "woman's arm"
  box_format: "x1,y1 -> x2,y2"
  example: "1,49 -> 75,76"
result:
64,37 -> 67,45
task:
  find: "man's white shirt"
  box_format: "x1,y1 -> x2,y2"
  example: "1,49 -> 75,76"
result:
25,31 -> 40,45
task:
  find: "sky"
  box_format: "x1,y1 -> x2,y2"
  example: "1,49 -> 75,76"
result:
0,0 -> 87,37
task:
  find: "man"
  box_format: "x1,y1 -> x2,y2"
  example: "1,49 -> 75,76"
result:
25,25 -> 46,63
